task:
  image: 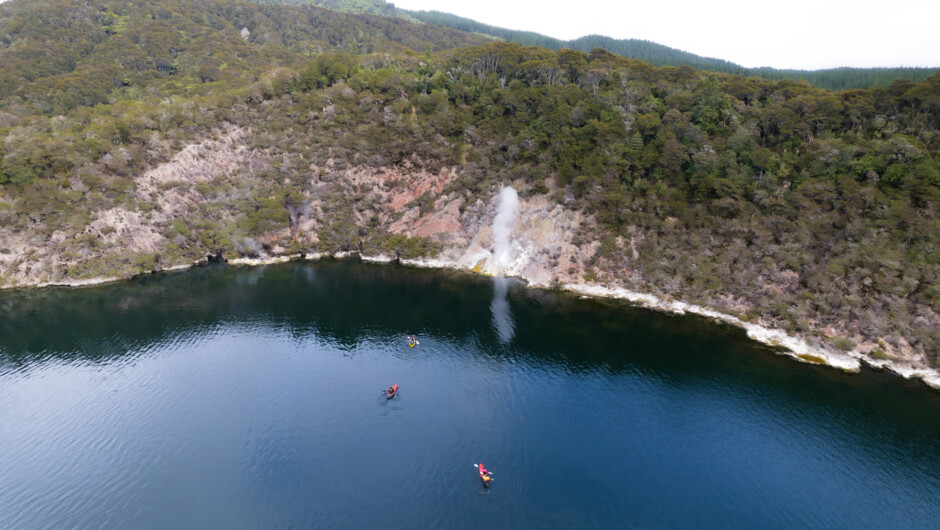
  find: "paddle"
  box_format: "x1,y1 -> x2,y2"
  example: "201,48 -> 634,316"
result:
473,464 -> 493,476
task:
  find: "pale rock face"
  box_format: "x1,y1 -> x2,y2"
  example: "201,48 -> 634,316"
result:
360,167 -> 597,285
433,195 -> 597,287
407,199 -> 463,238
240,27 -> 250,41
0,125 -> 264,287
88,208 -> 163,253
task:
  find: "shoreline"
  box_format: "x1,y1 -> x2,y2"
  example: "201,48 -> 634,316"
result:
4,251 -> 939,390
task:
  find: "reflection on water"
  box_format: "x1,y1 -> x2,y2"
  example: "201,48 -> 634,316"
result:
490,276 -> 515,344
1,260 -> 939,528
236,265 -> 267,286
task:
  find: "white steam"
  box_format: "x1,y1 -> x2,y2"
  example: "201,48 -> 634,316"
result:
492,187 -> 519,275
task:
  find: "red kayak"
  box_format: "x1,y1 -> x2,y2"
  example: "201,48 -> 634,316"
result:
386,384 -> 398,399
478,463 -> 491,487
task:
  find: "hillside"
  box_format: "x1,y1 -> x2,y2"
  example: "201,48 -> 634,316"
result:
406,10 -> 938,90
255,0 -> 937,90
0,0 -> 486,115
252,0 -> 418,21
0,0 -> 939,383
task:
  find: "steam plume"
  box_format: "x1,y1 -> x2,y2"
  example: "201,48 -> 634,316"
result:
492,187 -> 519,275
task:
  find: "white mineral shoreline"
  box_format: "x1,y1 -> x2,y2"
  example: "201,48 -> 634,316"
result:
4,258 -> 212,290
398,254 -> 940,390
228,253 -> 301,266
4,251 -> 939,390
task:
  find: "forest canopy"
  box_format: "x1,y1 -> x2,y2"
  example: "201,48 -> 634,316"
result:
247,0 -> 938,90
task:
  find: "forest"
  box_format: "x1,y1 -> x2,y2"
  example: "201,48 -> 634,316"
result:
250,0 -> 938,90
0,0 -> 938,367
406,9 -> 938,90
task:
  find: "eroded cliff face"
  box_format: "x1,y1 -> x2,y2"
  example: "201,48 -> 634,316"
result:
347,164 -> 599,286
0,125 -> 268,283
0,125 -> 597,288
1,127 -> 937,388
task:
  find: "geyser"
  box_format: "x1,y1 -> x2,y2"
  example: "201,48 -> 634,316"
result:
492,187 -> 519,276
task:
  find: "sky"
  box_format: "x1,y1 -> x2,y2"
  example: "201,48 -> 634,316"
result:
391,0 -> 940,70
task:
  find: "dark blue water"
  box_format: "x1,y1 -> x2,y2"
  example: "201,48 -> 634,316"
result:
1,261 -> 939,528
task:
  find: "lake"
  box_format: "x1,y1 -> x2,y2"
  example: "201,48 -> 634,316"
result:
1,260 -> 939,528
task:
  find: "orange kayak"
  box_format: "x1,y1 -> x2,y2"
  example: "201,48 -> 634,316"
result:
478,463 -> 491,487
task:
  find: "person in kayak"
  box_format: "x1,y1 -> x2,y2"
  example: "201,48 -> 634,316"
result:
478,463 -> 491,486
408,335 -> 416,347
387,384 -> 398,398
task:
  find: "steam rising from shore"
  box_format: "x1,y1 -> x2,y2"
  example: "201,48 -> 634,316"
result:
492,187 -> 519,275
